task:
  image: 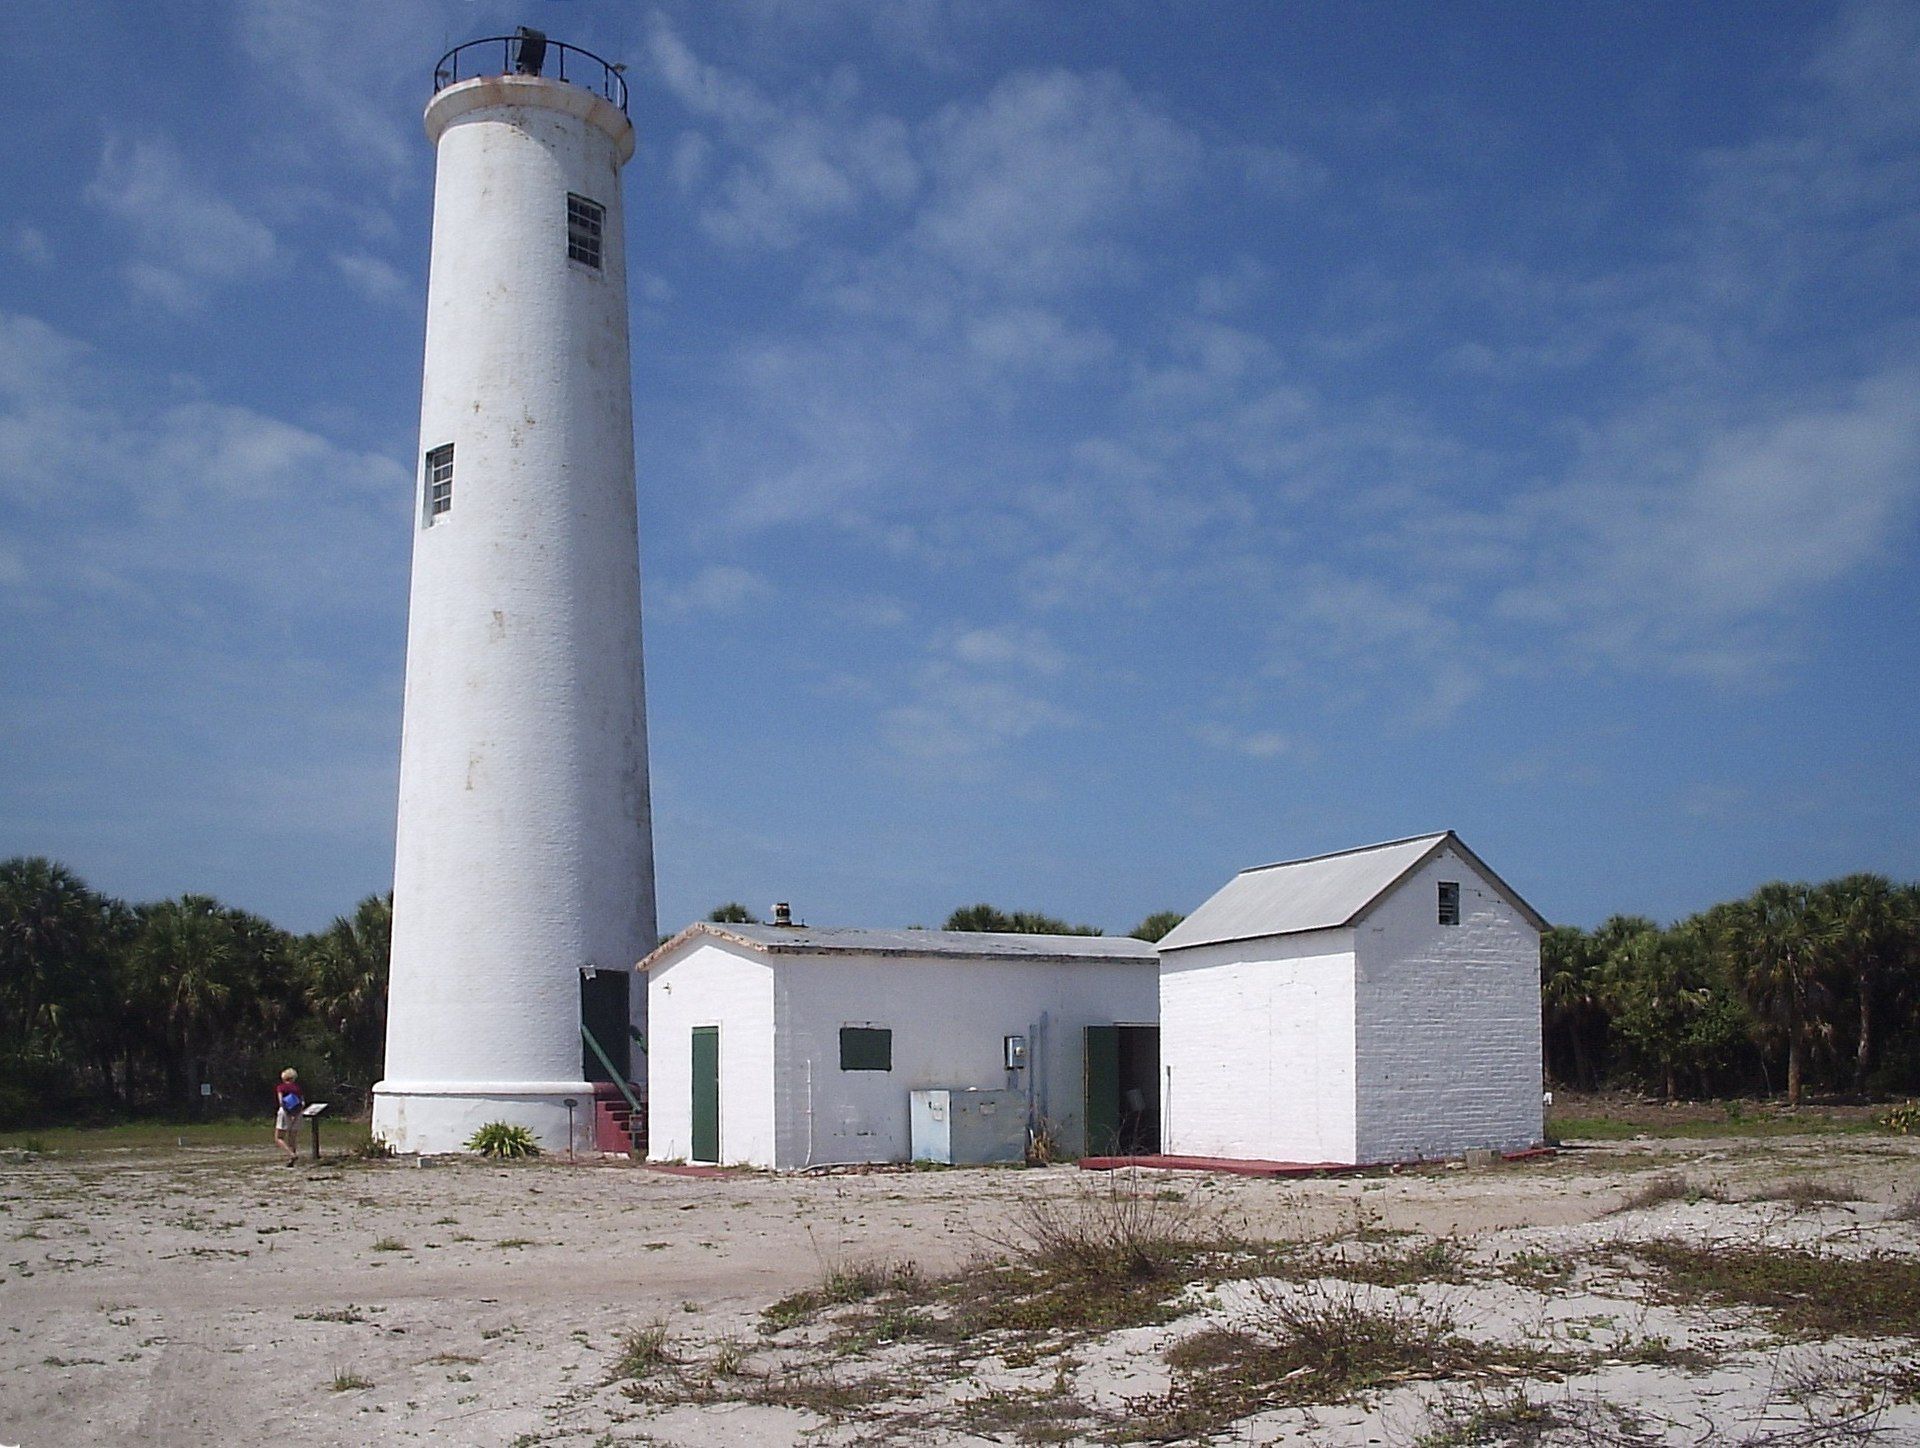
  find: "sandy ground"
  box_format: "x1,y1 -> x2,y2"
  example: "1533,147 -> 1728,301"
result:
1,1132 -> 1916,1445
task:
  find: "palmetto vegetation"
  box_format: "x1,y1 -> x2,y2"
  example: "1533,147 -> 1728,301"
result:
1544,875 -> 1920,1102
0,855 -> 389,1127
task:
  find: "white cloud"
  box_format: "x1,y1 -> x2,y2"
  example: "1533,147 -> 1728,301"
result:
658,563 -> 774,616
88,134 -> 278,310
950,624 -> 1065,675
331,250 -> 408,302
913,69 -> 1200,293
230,0 -> 432,184
1192,723 -> 1294,759
645,15 -> 919,249
0,310 -> 407,611
879,661 -> 1075,766
11,226 -> 50,268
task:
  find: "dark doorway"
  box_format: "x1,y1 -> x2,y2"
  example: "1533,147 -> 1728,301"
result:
1084,1024 -> 1160,1155
580,971 -> 631,1082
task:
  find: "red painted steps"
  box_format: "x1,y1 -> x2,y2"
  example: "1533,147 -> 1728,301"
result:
591,1080 -> 647,1156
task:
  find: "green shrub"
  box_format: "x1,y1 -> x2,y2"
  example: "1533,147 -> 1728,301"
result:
466,1122 -> 541,1159
1880,1102 -> 1919,1136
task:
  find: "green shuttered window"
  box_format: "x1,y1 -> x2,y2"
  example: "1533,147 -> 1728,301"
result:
839,1026 -> 892,1072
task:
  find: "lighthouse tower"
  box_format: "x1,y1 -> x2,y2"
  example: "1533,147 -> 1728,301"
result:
374,33 -> 657,1155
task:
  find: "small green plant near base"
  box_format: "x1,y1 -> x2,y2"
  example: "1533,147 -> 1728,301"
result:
1026,1117 -> 1067,1166
329,1370 -> 372,1392
1881,1102 -> 1919,1135
467,1122 -> 541,1159
357,1136 -> 396,1160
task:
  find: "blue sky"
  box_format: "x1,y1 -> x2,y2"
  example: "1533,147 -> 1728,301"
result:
3,1 -> 1917,937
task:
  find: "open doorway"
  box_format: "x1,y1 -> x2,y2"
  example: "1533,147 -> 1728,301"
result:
1084,1024 -> 1160,1155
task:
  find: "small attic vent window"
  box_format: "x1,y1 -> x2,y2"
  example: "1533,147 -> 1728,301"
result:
1438,881 -> 1461,926
425,443 -> 454,523
567,193 -> 604,269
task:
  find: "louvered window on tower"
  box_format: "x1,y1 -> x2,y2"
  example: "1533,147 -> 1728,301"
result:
425,443 -> 454,523
1438,881 -> 1461,926
567,193 -> 604,268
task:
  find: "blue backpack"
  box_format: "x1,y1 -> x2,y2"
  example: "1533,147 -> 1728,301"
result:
281,1089 -> 303,1113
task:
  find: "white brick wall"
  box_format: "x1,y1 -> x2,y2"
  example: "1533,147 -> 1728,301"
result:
1352,847 -> 1543,1162
646,942 -> 775,1165
1160,928 -> 1358,1163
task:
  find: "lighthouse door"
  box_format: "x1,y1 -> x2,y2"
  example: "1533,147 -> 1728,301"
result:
580,972 -> 631,1082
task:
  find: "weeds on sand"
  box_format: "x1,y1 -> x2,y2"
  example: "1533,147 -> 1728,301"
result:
1631,1241 -> 1920,1339
328,1370 -> 371,1392
1124,1279 -> 1569,1441
369,1236 -> 407,1253
760,1255 -> 924,1331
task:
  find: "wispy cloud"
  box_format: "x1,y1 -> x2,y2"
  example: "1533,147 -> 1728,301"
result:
87,134 -> 278,310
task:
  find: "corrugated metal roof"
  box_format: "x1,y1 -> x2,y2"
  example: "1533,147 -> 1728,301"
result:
1157,833 -> 1453,952
639,921 -> 1158,972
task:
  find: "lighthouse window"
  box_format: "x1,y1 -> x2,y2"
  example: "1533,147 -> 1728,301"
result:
1438,881 -> 1461,926
425,444 -> 454,523
567,194 -> 604,269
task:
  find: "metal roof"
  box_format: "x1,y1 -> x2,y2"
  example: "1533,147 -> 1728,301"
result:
1156,831 -> 1546,952
638,921 -> 1158,972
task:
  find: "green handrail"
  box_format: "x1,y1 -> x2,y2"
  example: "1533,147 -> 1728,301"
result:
581,1023 -> 643,1117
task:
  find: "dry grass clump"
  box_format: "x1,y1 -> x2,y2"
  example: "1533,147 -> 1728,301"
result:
1608,1173 -> 1727,1215
1746,1177 -> 1864,1209
610,1321 -> 678,1379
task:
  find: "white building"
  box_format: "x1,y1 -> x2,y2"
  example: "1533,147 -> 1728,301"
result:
1157,832 -> 1545,1166
375,36 -> 656,1156
642,924 -> 1160,1169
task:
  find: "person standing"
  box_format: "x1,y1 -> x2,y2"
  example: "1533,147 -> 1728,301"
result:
274,1068 -> 303,1166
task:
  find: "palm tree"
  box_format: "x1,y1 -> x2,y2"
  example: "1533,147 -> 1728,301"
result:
129,891 -> 247,1106
1709,882 -> 1835,1106
300,893 -> 392,1087
1129,911 -> 1185,943
1814,874 -> 1900,1091
0,857 -> 114,1063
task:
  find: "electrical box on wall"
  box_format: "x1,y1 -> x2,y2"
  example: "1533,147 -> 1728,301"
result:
1004,1035 -> 1027,1070
910,1088 -> 1027,1165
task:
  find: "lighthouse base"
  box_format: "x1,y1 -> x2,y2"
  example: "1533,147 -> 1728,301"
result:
372,1079 -> 600,1157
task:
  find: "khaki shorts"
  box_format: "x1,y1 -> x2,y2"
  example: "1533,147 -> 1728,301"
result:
276,1109 -> 299,1132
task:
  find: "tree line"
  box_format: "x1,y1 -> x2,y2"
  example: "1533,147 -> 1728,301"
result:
8,857 -> 1916,1128
1544,875 -> 1920,1103
0,857 -> 389,1127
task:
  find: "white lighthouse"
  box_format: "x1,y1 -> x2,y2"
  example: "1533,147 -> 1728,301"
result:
373,33 -> 657,1155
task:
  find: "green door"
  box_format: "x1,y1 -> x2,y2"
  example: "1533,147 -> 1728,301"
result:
690,1026 -> 720,1164
1084,1025 -> 1119,1156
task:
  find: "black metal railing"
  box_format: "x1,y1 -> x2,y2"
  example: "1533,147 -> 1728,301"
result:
433,30 -> 628,114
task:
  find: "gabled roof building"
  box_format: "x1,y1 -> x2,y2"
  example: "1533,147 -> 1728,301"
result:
1159,832 -> 1545,1166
